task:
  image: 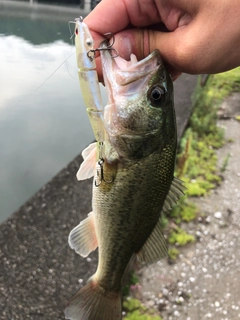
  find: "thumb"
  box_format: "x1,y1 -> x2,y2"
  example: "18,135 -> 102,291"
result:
107,28 -> 184,80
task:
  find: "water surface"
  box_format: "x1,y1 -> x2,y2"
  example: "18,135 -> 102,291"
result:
0,3 -> 106,222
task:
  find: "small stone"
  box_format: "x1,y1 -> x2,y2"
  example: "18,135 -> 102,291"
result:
162,288 -> 169,296
214,211 -> 222,219
205,216 -> 211,224
206,313 -> 212,318
178,297 -> 184,304
158,300 -> 167,311
147,300 -> 154,307
196,231 -> 202,238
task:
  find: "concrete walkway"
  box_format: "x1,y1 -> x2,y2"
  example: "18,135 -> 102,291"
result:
0,74 -> 197,320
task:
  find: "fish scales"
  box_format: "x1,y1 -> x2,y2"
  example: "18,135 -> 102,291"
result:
94,145 -> 176,290
65,18 -> 184,320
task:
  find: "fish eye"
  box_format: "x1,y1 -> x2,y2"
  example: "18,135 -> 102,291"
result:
149,86 -> 165,104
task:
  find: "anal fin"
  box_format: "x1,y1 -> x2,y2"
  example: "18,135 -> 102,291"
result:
68,211 -> 98,257
136,219 -> 168,265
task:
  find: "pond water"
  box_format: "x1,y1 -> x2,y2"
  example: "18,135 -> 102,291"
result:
0,2 -> 106,222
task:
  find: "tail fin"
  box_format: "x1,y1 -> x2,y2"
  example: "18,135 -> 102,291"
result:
64,280 -> 122,320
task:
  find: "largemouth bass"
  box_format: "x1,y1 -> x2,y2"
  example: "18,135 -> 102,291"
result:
65,19 -> 184,320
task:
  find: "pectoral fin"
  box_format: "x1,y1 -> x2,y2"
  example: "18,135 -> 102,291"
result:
82,142 -> 97,160
68,211 -> 98,257
76,143 -> 97,180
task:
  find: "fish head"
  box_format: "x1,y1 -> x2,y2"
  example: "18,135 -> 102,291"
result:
101,42 -> 176,160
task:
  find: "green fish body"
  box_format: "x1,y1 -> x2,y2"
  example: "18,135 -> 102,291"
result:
65,47 -> 184,320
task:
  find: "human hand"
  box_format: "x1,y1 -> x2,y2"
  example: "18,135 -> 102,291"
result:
85,0 -> 240,81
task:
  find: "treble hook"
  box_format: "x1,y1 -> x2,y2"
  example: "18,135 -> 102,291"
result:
87,32 -> 119,61
95,158 -> 113,187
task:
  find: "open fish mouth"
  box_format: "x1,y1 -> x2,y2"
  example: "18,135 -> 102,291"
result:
100,43 -> 165,139
100,41 -> 163,103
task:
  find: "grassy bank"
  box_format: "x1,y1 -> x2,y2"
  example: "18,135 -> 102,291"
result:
166,67 -> 240,251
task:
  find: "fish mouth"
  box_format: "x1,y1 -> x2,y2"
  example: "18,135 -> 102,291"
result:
100,40 -> 162,103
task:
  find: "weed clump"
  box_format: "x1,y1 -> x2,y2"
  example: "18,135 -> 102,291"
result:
168,228 -> 195,246
168,248 -> 180,261
123,298 -> 162,320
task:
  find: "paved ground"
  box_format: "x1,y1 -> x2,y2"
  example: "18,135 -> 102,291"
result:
140,93 -> 240,320
0,74 -> 201,320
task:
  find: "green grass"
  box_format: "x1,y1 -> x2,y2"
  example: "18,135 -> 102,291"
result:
122,271 -> 139,297
235,115 -> 240,121
170,197 -> 198,223
123,298 -> 162,320
220,153 -> 231,173
168,247 -> 180,260
168,227 -> 195,246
